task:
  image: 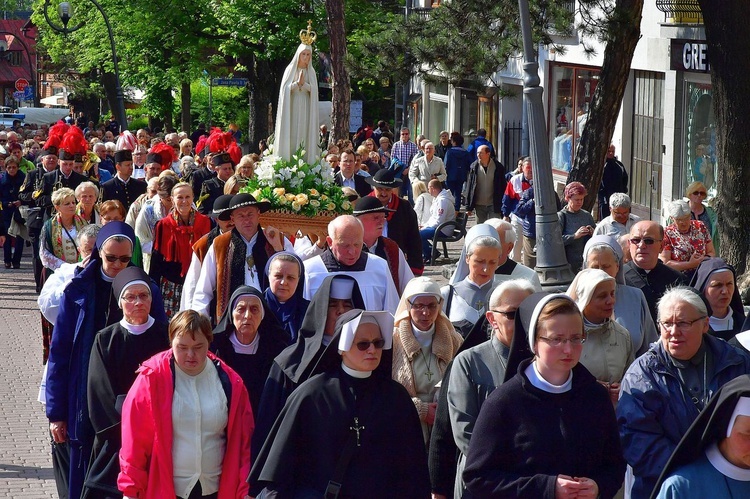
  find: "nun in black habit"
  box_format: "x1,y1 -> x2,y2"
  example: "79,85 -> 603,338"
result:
211,285 -> 290,419
690,257 -> 745,341
251,274 -> 369,465
652,375 -> 750,498
83,266 -> 170,498
250,309 -> 430,499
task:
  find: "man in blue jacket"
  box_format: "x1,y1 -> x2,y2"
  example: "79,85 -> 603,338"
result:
443,134 -> 473,211
617,287 -> 750,499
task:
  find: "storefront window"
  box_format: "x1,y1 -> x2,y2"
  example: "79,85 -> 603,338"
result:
682,80 -> 716,197
427,83 -> 448,140
460,89 -> 478,145
548,65 -> 600,173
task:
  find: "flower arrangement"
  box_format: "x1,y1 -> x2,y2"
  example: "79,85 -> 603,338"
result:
239,145 -> 352,217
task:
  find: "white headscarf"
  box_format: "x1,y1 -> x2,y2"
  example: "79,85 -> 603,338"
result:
527,293 -> 581,352
337,310 -> 394,352
449,223 -> 501,285
566,268 -> 615,318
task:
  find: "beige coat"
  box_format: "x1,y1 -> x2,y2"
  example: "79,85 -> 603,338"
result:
392,316 -> 462,421
580,319 -> 634,383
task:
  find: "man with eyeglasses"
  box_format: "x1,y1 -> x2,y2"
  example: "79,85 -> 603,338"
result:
624,220 -> 686,324
598,144 -> 629,220
617,287 -> 750,499
594,192 -> 641,238
45,222 -> 167,499
446,279 -> 535,497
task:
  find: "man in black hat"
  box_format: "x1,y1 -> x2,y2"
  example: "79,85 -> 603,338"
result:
197,152 -> 235,215
19,144 -> 61,291
192,193 -> 292,322
353,196 -> 413,294
39,147 -> 88,219
190,154 -> 217,199
366,169 -> 424,276
180,194 -> 236,311
100,149 -> 147,210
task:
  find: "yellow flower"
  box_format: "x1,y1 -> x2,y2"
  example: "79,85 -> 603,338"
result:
310,200 -> 320,208
295,194 -> 309,205
252,190 -> 262,199
285,193 -> 296,201
278,195 -> 288,205
309,189 -> 320,197
326,202 -> 336,211
273,187 -> 286,197
292,201 -> 301,211
320,194 -> 329,202
341,200 -> 351,211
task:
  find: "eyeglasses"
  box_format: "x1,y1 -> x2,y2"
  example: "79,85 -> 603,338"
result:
537,335 -> 586,347
0,140 -> 7,144
659,317 -> 706,330
103,254 -> 131,263
355,339 -> 386,351
490,309 -> 517,320
691,191 -> 707,197
629,237 -> 661,246
121,292 -> 151,303
409,301 -> 439,312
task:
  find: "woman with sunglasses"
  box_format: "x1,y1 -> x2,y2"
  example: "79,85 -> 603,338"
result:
463,294 -> 626,498
660,200 -> 715,279
251,309 -> 430,498
392,277 -> 463,445
685,180 -> 718,253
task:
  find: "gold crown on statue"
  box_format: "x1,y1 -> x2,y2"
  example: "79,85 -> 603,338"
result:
299,20 -> 317,45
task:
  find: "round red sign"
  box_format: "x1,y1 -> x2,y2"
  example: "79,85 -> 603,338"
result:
15,79 -> 29,92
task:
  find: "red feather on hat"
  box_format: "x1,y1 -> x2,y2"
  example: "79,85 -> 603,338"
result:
195,135 -> 208,156
60,127 -> 88,156
208,130 -> 235,154
150,142 -> 175,171
227,141 -> 242,165
44,121 -> 69,150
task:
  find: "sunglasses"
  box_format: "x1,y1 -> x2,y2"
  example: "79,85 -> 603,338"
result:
490,309 -> 517,320
691,191 -> 707,197
629,237 -> 661,246
103,254 -> 131,263
354,339 -> 386,351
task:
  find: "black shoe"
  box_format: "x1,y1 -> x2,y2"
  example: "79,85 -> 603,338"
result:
12,263 -> 20,269
4,263 -> 10,269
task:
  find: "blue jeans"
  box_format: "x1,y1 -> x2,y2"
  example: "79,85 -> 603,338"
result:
420,227 -> 437,260
446,180 -> 463,211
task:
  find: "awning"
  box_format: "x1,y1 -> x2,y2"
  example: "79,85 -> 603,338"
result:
40,95 -> 67,106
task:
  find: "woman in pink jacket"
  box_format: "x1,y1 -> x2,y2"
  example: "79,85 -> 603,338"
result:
118,310 -> 253,499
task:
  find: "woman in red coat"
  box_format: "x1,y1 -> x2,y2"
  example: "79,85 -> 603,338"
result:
119,310 -> 253,499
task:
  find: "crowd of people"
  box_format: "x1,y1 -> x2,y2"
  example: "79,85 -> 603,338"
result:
13,115 -> 750,499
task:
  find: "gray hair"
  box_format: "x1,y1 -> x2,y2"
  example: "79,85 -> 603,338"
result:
76,224 -> 101,245
75,181 -> 99,199
657,286 -> 708,321
666,199 -> 691,219
328,215 -> 364,240
486,219 -> 517,245
585,243 -> 618,262
488,279 -> 536,309
466,236 -> 501,257
93,142 -> 106,153
609,192 -> 631,210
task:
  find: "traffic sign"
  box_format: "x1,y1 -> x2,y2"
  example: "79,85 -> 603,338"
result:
15,78 -> 29,92
12,91 -> 24,100
23,86 -> 33,100
212,78 -> 249,87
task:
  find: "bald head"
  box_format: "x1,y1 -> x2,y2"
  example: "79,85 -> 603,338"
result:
326,215 -> 364,266
628,220 -> 664,270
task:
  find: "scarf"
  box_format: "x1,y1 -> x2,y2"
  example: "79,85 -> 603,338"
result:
49,213 -> 87,263
369,190 -> 400,222
76,202 -> 98,224
157,209 -> 212,277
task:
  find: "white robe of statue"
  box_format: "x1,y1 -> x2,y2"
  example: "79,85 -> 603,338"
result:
274,43 -> 320,165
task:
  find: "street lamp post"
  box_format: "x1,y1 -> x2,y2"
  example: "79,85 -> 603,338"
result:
517,0 -> 575,289
41,0 -> 127,131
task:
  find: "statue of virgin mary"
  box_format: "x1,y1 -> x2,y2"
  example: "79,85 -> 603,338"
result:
274,23 -> 320,165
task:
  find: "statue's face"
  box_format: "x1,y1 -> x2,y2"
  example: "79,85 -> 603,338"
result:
298,49 -> 311,69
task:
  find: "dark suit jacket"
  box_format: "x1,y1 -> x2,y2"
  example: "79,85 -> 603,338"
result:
197,176 -> 226,215
334,172 -> 372,198
624,260 -> 687,323
40,169 -> 88,219
101,176 -> 147,210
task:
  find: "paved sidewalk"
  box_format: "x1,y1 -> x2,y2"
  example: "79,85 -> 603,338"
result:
0,260 -> 56,497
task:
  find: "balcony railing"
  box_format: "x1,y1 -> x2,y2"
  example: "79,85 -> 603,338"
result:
655,0 -> 702,23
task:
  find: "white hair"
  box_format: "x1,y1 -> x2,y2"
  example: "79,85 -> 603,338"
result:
486,219 -> 517,245
328,215 -> 364,240
609,192 -> 631,209
488,279 -> 536,309
75,181 -> 99,198
658,286 -> 708,321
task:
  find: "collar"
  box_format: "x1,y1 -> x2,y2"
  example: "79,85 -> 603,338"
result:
116,174 -> 130,184
706,442 -> 750,481
527,361 -> 573,393
412,323 -> 436,349
229,331 -> 260,354
670,339 -> 707,369
342,362 -> 371,378
119,315 -> 155,335
100,267 -> 115,283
